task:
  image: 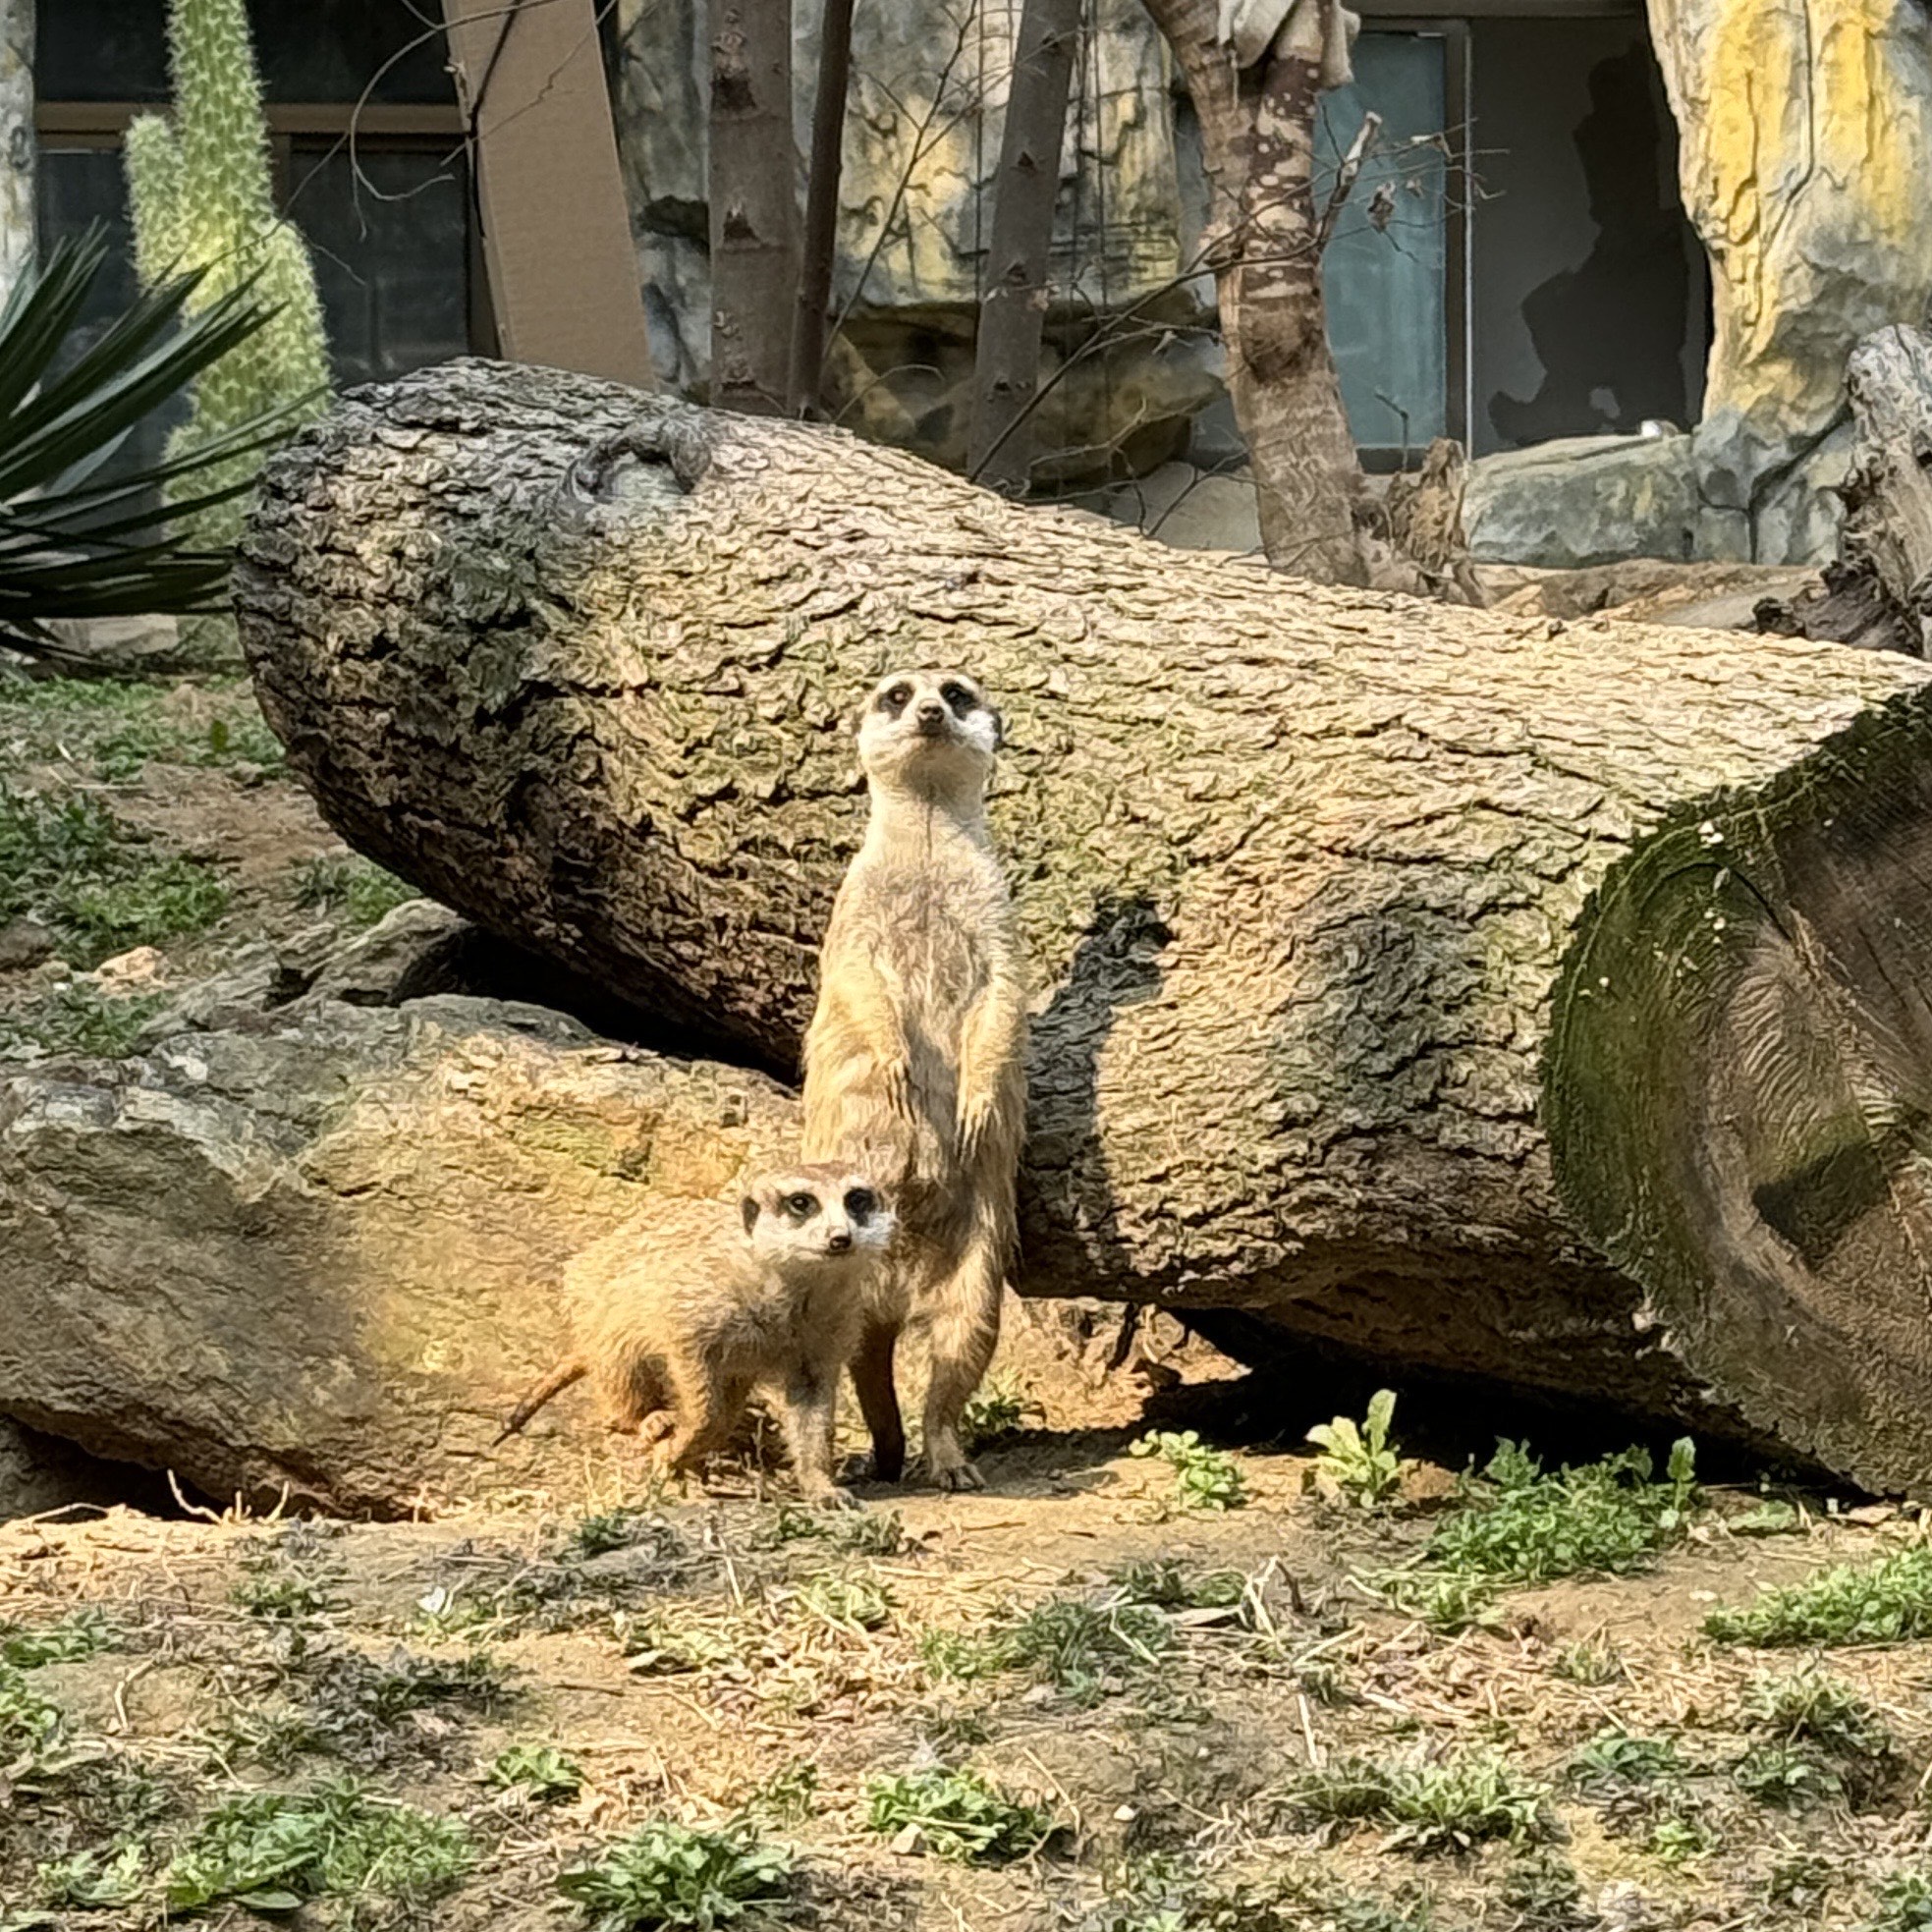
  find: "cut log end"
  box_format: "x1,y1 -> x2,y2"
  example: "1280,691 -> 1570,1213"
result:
1550,692 -> 1932,1493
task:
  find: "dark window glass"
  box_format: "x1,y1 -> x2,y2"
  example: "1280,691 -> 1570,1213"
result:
287,143 -> 471,386
37,0 -> 456,104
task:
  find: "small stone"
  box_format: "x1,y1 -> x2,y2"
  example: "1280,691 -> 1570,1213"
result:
0,917 -> 55,972
93,946 -> 170,991
1113,1804 -> 1137,1824
888,1824 -> 924,1856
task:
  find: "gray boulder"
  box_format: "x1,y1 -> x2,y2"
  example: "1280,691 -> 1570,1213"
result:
0,998 -> 800,1516
1464,431 -> 1698,571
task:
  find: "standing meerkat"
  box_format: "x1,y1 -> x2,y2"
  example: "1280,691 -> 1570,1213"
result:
498,1164 -> 895,1506
801,667 -> 1026,1491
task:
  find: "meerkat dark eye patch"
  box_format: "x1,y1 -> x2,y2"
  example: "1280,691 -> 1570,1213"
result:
741,1196 -> 760,1236
783,1191 -> 820,1220
940,681 -> 975,715
843,1187 -> 879,1221
880,685 -> 912,713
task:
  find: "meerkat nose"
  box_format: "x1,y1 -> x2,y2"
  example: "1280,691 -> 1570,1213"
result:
915,700 -> 945,725
826,1229 -> 853,1252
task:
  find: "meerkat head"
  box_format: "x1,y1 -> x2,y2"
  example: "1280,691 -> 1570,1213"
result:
739,1163 -> 896,1272
856,668 -> 1001,802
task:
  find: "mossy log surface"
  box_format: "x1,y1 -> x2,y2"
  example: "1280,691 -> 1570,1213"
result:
237,359 -> 1932,1490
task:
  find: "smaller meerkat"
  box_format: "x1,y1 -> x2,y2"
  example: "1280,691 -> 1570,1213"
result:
498,1165 -> 895,1506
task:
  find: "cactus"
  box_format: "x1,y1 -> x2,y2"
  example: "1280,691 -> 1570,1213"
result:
123,0 -> 329,632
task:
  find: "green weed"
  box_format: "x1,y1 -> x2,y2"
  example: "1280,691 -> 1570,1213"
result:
923,1593 -> 1170,1706
1549,1638 -> 1623,1685
1287,1751 -> 1551,1853
162,1778 -> 473,1915
790,1572 -> 893,1632
487,1743 -> 583,1800
0,984 -> 164,1056
1741,1671 -> 1892,1758
1646,1815 -> 1713,1865
1375,1569 -> 1502,1634
1705,1546 -> 1932,1646
1569,1729 -> 1682,1789
959,1376 -> 1044,1455
1130,1430 -> 1246,1513
558,1820 -> 794,1928
1427,1439 -> 1698,1583
293,854 -> 419,929
1732,1741 -> 1842,1808
1110,1560 -> 1245,1611
568,1506 -> 683,1562
864,1765 -> 1055,1863
1,1610 -> 111,1669
756,1502 -> 906,1556
0,1661 -> 64,1764
1870,1875 -> 1932,1931
737,1760 -> 818,1828
35,1841 -> 147,1908
1306,1389 -> 1408,1509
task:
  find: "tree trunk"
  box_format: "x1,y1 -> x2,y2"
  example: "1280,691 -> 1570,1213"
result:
0,0 -> 32,307
1142,0 -> 1368,582
708,0 -> 797,414
1756,324 -> 1932,657
967,0 -> 1081,495
787,0 -> 854,416
237,359 -> 1932,1493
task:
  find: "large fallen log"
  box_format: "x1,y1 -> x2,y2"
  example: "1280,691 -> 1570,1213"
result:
236,359 -> 1932,1492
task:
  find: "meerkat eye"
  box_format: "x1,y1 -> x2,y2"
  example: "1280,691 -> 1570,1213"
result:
783,1191 -> 819,1220
940,681 -> 974,714
879,684 -> 912,714
843,1187 -> 878,1221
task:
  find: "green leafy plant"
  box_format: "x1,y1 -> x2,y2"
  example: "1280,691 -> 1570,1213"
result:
292,853 -> 419,929
162,1779 -> 472,1914
1306,1390 -> 1408,1509
864,1765 -> 1055,1862
1549,1637 -> 1623,1685
1110,1560 -> 1246,1611
36,1842 -> 147,1909
791,1572 -> 894,1632
0,984 -> 166,1058
488,1743 -> 584,1800
959,1376 -> 1045,1454
1288,1751 -> 1551,1854
0,1661 -> 65,1765
758,1501 -> 906,1556
737,1761 -> 818,1828
1646,1815 -> 1712,1865
0,1610 -> 112,1669
1569,1728 -> 1681,1789
558,1820 -> 794,1929
1705,1546 -> 1932,1646
1870,1874 -> 1932,1931
123,0 -> 329,619
0,229 -> 281,660
1732,1741 -> 1841,1808
923,1593 -> 1169,1706
1130,1429 -> 1246,1513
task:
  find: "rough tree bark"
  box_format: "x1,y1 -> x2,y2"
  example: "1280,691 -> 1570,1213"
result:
708,0 -> 797,414
0,0 -> 31,306
787,0 -> 854,415
966,0 -> 1082,494
1142,0 -> 1368,582
1759,325 -> 1932,657
237,359 -> 1932,1493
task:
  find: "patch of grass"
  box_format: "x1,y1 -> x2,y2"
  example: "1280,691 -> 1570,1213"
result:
1870,1875 -> 1932,1931
234,1557 -> 345,1624
737,1760 -> 818,1828
757,1503 -> 907,1556
1111,1560 -> 1246,1611
0,984 -> 164,1056
1130,1430 -> 1246,1513
923,1593 -> 1170,1707
54,854 -> 229,959
1732,1740 -> 1842,1808
864,1765 -> 1055,1863
1569,1729 -> 1682,1789
790,1572 -> 893,1632
0,677 -> 283,779
1306,1390 -> 1408,1510
1,1610 -> 112,1669
0,1661 -> 64,1764
568,1506 -> 683,1562
558,1820 -> 795,1928
1730,1498 -> 1803,1536
1740,1671 -> 1893,1758
1427,1439 -> 1699,1583
1374,1569 -> 1501,1634
487,1743 -> 583,1800
1498,1852 -> 1592,1930
1646,1815 -> 1712,1865
293,854 -> 419,929
1549,1637 -> 1623,1684
1705,1546 -> 1932,1646
1287,1751 -> 1552,1854
959,1376 -> 1044,1455
35,1841 -> 147,1909
162,1778 -> 473,1915
246,1646 -> 513,1769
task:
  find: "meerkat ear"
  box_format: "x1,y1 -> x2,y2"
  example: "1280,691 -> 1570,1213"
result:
741,1195 -> 760,1236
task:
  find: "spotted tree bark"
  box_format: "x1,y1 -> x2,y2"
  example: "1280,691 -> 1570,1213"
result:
1141,0 -> 1368,582
237,359 -> 1932,1492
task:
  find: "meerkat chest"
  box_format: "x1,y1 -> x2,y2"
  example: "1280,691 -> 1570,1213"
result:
859,864 -> 1001,1017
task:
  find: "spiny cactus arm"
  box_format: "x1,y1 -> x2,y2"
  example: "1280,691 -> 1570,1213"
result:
170,0 -> 277,248
255,220 -> 331,415
123,114 -> 189,290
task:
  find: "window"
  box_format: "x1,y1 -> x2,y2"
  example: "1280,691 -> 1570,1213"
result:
34,0 -> 486,411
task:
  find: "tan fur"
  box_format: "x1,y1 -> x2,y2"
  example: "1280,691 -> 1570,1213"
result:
499,1166 -> 895,1505
800,668 -> 1026,1490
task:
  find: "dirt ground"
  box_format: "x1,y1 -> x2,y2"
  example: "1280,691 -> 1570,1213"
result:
4,1330 -> 1932,1932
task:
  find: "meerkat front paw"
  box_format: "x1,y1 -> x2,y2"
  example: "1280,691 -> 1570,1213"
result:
880,1056 -> 917,1120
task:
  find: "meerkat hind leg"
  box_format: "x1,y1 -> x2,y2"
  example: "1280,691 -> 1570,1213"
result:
777,1345 -> 858,1509
653,1357 -> 752,1483
919,1249 -> 1004,1492
850,1323 -> 907,1483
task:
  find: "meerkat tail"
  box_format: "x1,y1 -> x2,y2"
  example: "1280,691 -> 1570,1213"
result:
495,1357 -> 587,1443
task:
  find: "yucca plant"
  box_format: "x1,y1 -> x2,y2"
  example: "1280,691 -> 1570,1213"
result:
0,225 -> 283,664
